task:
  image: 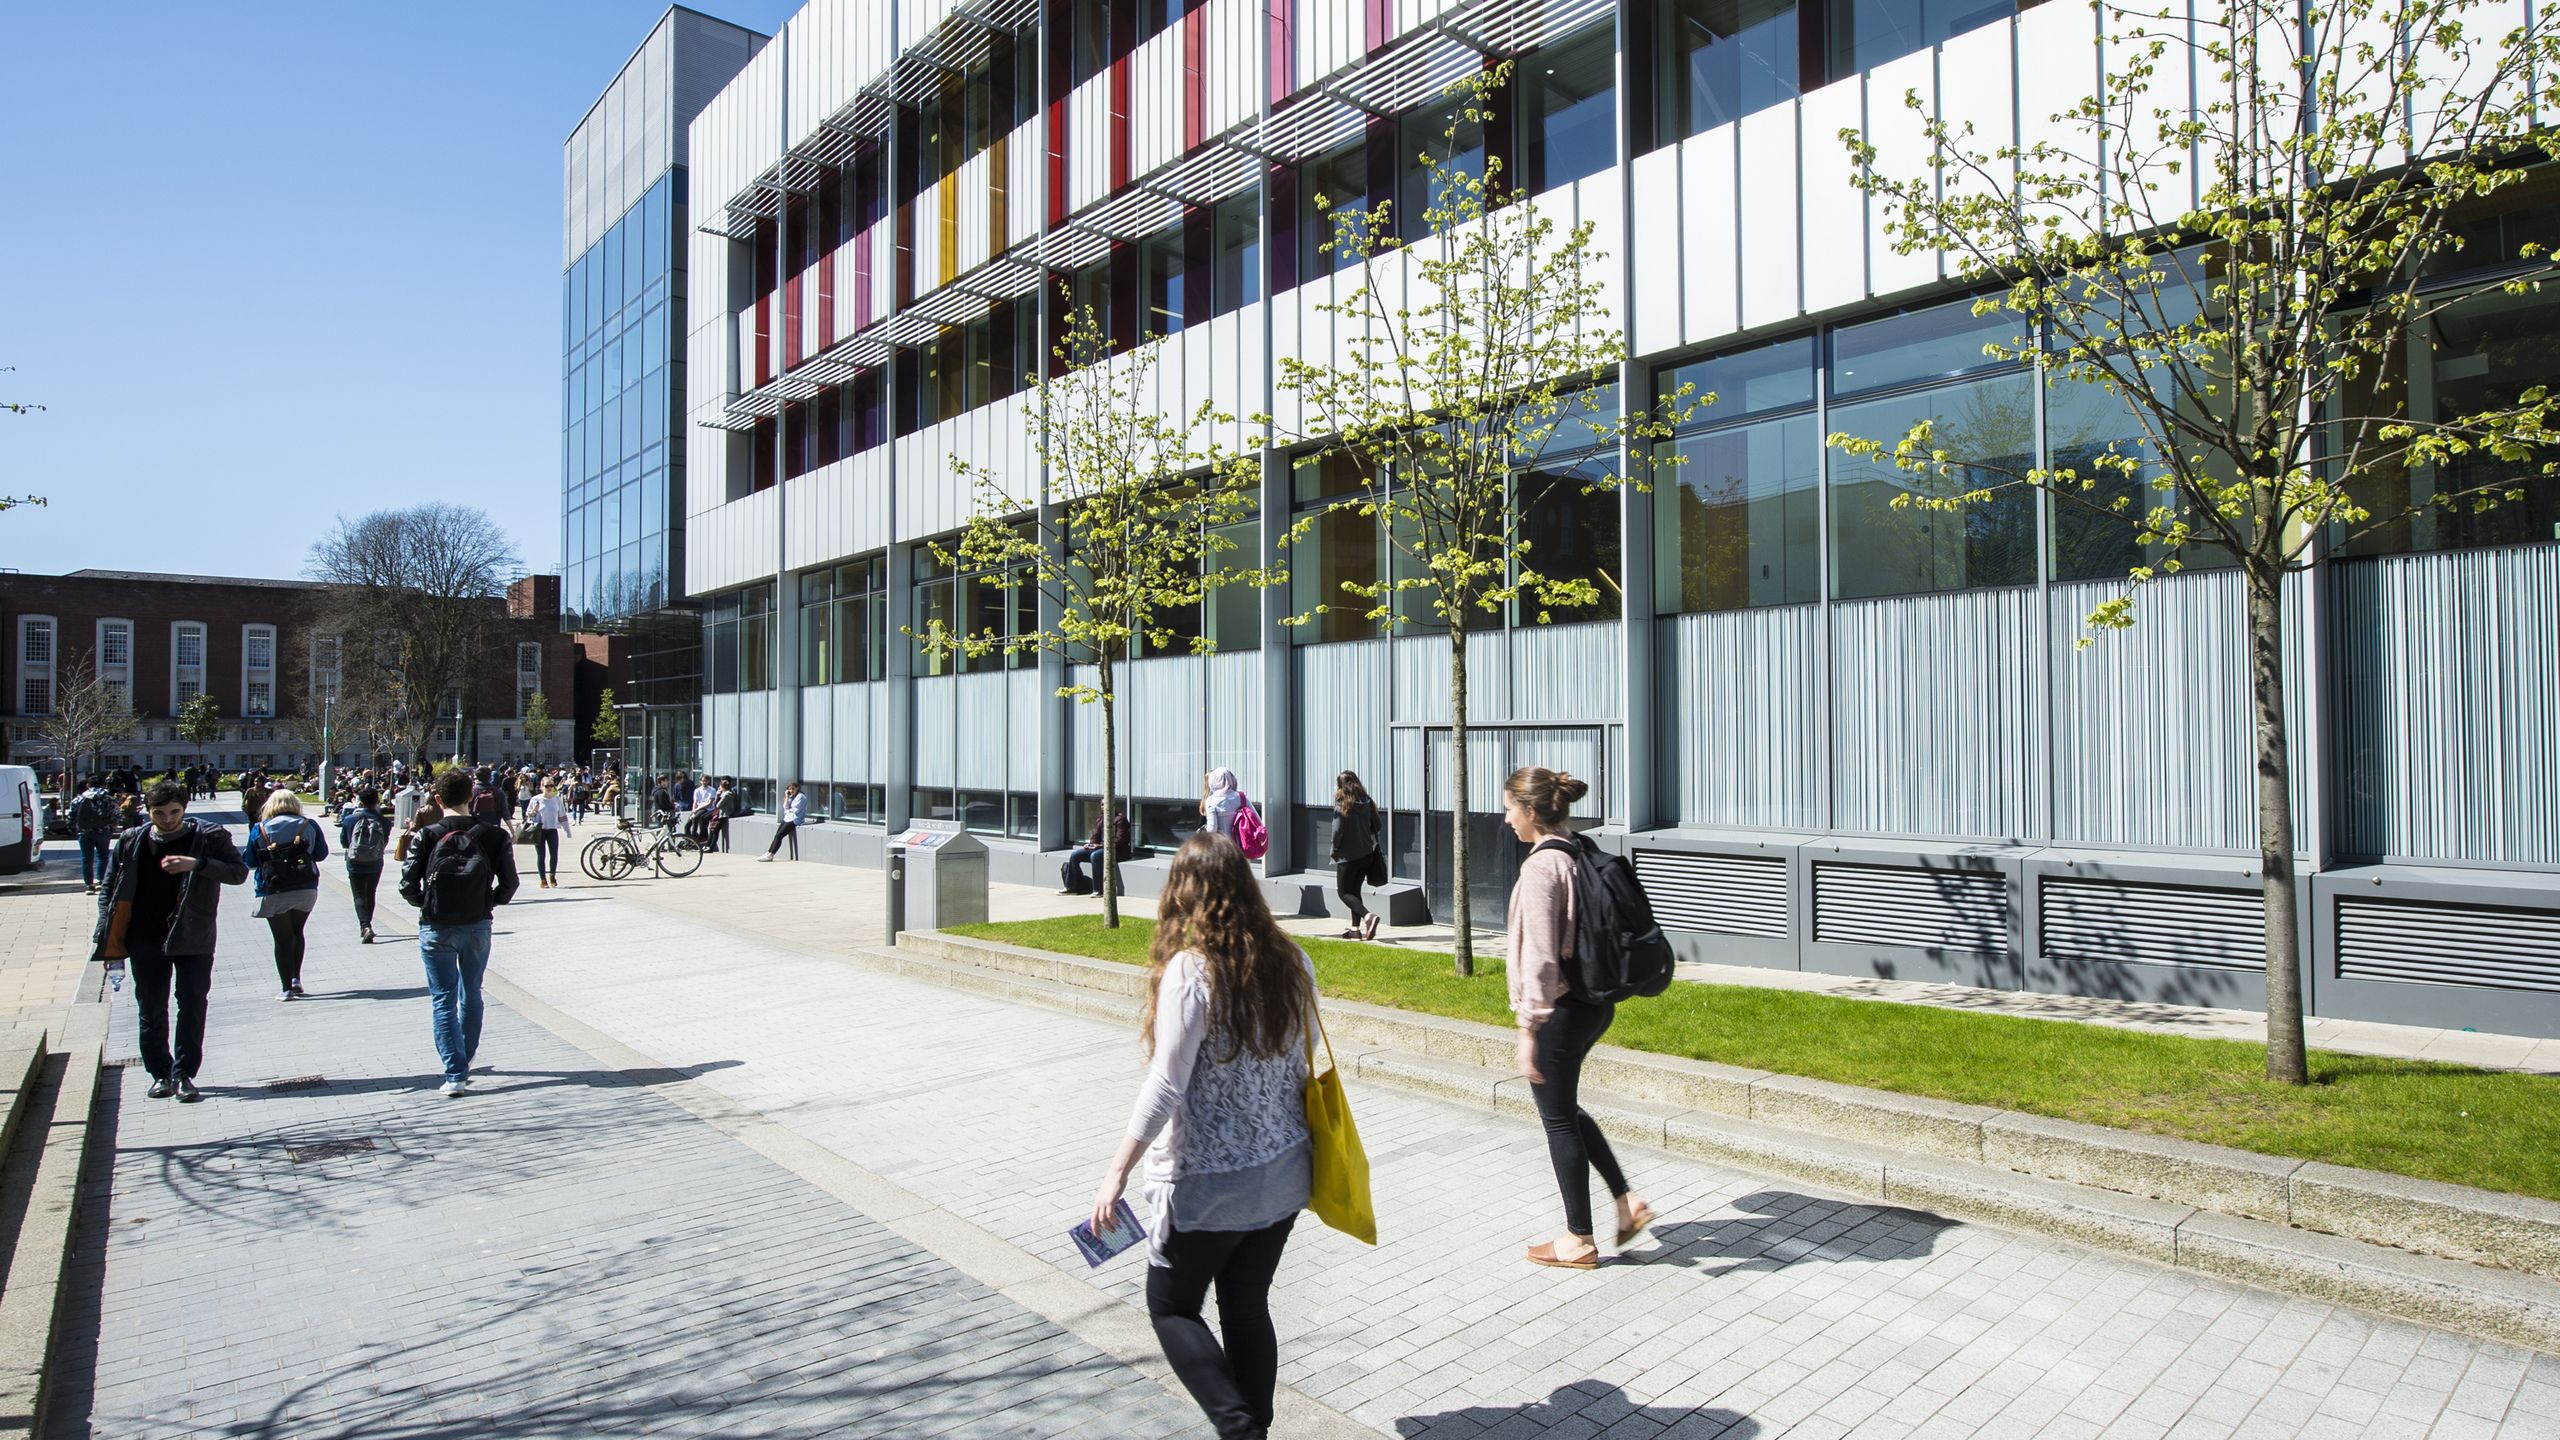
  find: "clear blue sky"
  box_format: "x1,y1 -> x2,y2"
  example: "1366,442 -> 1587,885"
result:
0,1 -> 804,583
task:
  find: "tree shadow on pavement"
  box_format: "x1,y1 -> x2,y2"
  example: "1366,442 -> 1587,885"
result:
1630,1190 -> 1957,1278
1396,1381 -> 1758,1439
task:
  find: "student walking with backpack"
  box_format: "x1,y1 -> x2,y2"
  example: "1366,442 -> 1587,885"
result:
1090,832 -> 1319,1440
1503,767 -> 1653,1269
339,787 -> 392,944
245,790 -> 329,1001
1329,771 -> 1386,941
399,770 -> 520,1097
71,775 -> 119,895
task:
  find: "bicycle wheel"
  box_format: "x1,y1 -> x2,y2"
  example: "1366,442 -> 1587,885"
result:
601,840 -> 644,881
652,835 -> 703,878
579,834 -> 621,881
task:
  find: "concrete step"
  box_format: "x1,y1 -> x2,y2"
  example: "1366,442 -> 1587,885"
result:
0,1003 -> 107,1435
883,927 -> 2560,1353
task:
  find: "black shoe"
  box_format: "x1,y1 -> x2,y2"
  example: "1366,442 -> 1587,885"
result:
174,1076 -> 202,1103
146,1076 -> 175,1099
361,928 -> 374,944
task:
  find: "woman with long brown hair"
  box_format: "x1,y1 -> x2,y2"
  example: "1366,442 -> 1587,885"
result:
1330,770 -> 1386,940
1091,831 -> 1318,1440
1505,765 -> 1651,1269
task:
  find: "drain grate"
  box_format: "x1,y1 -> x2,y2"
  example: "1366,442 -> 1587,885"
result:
266,1075 -> 329,1093
286,1138 -> 377,1164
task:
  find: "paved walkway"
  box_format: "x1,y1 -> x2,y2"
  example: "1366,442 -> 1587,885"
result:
0,835 -> 120,1044
48,817 -> 2560,1437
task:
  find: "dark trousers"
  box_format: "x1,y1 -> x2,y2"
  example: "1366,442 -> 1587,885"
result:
1530,999 -> 1631,1237
130,947 -> 215,1082
347,864 -> 382,931
1335,851 -> 1386,923
1061,845 -> 1105,894
267,909 -> 310,989
532,827 -> 561,880
764,821 -> 796,858
1146,1215 -> 1296,1440
77,832 -> 111,887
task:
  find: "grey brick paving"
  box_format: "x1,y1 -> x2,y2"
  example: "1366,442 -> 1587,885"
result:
48,892 -> 1207,1439
488,873 -> 2554,1439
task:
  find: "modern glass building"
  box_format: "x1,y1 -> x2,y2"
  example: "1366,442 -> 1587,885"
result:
561,6 -> 767,779
671,0 -> 2560,1037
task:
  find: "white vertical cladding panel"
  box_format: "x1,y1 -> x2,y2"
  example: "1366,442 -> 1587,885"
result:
1797,78 -> 1867,315
913,675 -> 958,788
2050,570 -> 2252,851
1069,79 -> 1111,213
830,233 -> 860,347
1679,128 -> 1741,347
954,150 -> 990,277
1863,49 -> 1941,297
2015,0 -> 2102,236
1008,669 -> 1046,788
2333,545 -> 2560,866
1131,29 -> 1182,177
1391,632 -> 1508,723
1208,649 -> 1265,804
1126,655 -> 1210,799
800,685 -> 835,784
1831,587 -> 2037,840
738,692 -> 773,777
1068,664 -> 1102,793
1574,169 -> 1625,334
1266,283 -> 1304,439
1736,105 -> 1800,330
866,216 -> 896,330
954,670 -> 1011,787
899,0 -> 960,54
2412,0 -> 2532,140
832,682 -> 878,782
1661,606 -> 1820,829
1630,148 -> 1682,359
1007,118 -> 1045,250
1204,0 -> 1260,137
1937,22 -> 2020,231
1507,623 -> 1622,722
784,446 -> 894,571
688,486 -> 782,596
2101,0 -> 2197,218
1299,0 -> 1359,91
706,693 -> 744,775
1296,641 -> 1388,807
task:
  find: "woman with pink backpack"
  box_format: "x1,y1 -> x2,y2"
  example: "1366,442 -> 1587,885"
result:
1200,768 -> 1268,861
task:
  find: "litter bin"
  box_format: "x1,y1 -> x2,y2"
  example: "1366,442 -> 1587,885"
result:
886,820 -> 988,938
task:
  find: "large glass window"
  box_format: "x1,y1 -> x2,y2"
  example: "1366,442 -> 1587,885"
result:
1399,97 -> 1486,242
1831,0 -> 2019,84
1291,452 -> 1380,644
1300,143 -> 1369,277
1657,0 -> 1800,141
1829,372 -> 2037,598
912,532 -> 1033,675
1210,192 -> 1261,317
2046,372 -> 2238,581
1519,23 -> 1618,195
1655,336 -> 1823,612
701,585 -> 776,694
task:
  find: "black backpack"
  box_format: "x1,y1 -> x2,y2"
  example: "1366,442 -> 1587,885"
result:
1532,835 -> 1676,1004
260,819 -> 319,890
404,821 -> 496,920
72,791 -> 117,833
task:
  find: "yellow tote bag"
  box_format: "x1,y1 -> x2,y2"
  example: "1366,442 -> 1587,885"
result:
1303,1007 -> 1377,1244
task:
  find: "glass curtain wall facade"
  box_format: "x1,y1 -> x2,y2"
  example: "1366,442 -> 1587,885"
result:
562,8 -> 765,781
675,0 -> 2560,1036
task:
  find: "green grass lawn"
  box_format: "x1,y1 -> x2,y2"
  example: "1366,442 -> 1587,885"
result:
953,915 -> 2560,1203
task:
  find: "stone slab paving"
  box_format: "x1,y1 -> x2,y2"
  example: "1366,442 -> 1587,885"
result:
490,860 -> 2560,1439
48,856 -> 1211,1439
0,836 -> 120,1042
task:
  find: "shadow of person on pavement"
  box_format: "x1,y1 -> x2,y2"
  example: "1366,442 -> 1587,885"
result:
296,987 -> 431,1002
1630,1190 -> 1957,1277
1396,1381 -> 1758,1439
218,1058 -> 744,1101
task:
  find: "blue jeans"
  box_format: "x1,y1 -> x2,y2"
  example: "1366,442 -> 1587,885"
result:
418,921 -> 491,1083
78,832 -> 111,886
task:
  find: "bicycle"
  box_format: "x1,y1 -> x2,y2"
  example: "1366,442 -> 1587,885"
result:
578,814 -> 704,880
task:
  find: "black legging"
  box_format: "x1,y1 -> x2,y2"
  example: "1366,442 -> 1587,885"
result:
1529,998 -> 1631,1237
1146,1214 -> 1295,1440
532,826 -> 561,880
267,909 -> 310,990
347,865 -> 382,932
1336,851 -> 1385,923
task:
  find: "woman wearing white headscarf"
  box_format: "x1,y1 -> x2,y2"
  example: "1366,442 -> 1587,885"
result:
1200,768 -> 1244,842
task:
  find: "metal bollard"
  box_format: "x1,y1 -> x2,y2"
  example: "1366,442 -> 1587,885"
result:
885,848 -> 906,944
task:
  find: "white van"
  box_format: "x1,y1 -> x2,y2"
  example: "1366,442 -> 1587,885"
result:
0,766 -> 40,875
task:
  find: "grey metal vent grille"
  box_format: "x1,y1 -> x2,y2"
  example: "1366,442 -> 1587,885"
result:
2335,896 -> 2560,993
1812,863 -> 2007,952
1635,850 -> 1788,938
2040,879 -> 2265,971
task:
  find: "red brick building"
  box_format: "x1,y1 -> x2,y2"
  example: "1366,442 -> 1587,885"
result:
0,570 -> 592,773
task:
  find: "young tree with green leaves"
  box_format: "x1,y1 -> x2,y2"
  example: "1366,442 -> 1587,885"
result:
928,293 -> 1264,927
591,688 -> 622,744
1271,64 -> 1697,975
177,693 -> 223,763
1833,0 -> 2560,1082
31,649 -> 136,780
523,691 -> 555,753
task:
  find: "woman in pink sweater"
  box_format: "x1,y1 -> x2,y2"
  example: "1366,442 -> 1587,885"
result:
1505,766 -> 1652,1269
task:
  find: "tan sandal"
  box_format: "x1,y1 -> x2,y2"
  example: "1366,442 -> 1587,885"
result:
1615,1203 -> 1656,1248
1526,1239 -> 1599,1270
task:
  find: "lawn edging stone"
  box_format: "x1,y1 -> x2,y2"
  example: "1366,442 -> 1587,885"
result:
896,929 -> 2560,1327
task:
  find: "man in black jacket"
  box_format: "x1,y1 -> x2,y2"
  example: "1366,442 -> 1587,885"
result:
92,781 -> 247,1102
398,770 -> 520,1097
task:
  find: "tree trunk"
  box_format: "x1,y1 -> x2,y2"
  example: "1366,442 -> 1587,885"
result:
1100,663 -> 1122,930
2247,569 -> 2310,1085
1449,625 -> 1473,978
